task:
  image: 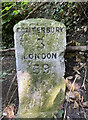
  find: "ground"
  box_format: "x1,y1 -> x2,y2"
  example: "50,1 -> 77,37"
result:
1,23 -> 88,119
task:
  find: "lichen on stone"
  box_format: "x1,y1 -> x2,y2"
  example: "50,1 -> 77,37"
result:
14,18 -> 66,118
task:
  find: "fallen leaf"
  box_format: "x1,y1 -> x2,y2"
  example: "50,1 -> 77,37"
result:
66,79 -> 72,90
74,83 -> 80,90
66,79 -> 80,91
59,103 -> 64,110
73,66 -> 81,74
0,79 -> 4,82
82,101 -> 88,108
74,91 -> 81,101
54,115 -> 57,119
69,105 -> 71,111
74,101 -> 79,108
71,85 -> 75,91
76,55 -> 81,62
66,76 -> 73,80
3,105 -> 15,118
66,91 -> 75,99
70,99 -> 74,102
58,109 -> 64,118
81,96 -> 84,103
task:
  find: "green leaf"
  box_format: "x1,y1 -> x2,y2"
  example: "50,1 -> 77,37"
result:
58,109 -> 64,118
65,17 -> 70,21
66,21 -> 72,25
0,79 -> 4,82
66,26 -> 70,30
60,9 -> 63,13
74,13 -> 77,16
23,2 -> 28,5
13,10 -> 21,15
0,71 -> 2,75
1,12 -> 9,18
1,19 -> 10,25
1,72 -> 8,78
5,7 -> 10,10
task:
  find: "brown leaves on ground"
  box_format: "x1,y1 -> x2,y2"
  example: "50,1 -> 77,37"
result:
74,101 -> 79,108
65,75 -> 88,109
66,77 -> 80,91
82,101 -> 88,108
66,91 -> 81,101
3,105 -> 15,118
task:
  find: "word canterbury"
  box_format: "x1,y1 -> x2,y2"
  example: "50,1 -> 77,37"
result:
17,27 -> 64,33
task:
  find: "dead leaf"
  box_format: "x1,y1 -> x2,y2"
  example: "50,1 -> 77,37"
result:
76,55 -> 81,62
70,99 -> 74,102
54,115 -> 57,119
66,78 -> 80,91
67,40 -> 76,46
3,105 -> 15,118
69,105 -> 71,111
66,76 -> 73,80
74,91 -> 81,101
59,103 -> 64,110
71,85 -> 75,91
81,96 -> 84,103
74,101 -> 79,108
74,83 -> 80,90
73,66 -> 80,74
66,91 -> 75,99
82,101 -> 88,108
66,79 -> 72,90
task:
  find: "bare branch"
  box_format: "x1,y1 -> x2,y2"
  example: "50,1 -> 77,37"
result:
0,46 -> 88,54
25,2 -> 48,19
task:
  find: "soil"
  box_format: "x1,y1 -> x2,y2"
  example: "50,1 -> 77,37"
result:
1,52 -> 19,115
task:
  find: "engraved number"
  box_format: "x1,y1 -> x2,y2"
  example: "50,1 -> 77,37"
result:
43,64 -> 50,73
33,64 -> 50,74
37,38 -> 45,49
33,64 -> 40,74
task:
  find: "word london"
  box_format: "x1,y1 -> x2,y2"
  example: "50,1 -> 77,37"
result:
24,53 -> 57,60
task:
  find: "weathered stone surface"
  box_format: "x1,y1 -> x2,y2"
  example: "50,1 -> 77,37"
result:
13,18 -> 66,118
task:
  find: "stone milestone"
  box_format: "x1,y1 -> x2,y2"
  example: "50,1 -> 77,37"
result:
13,18 -> 66,118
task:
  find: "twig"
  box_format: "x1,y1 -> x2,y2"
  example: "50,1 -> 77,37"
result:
25,2 -> 48,19
77,63 -> 86,71
78,3 -> 88,19
0,115 -> 4,119
1,46 -> 88,53
0,48 -> 15,53
73,63 -> 86,74
75,30 -> 84,41
63,101 -> 68,120
4,74 -> 17,107
66,46 -> 88,52
8,87 -> 17,105
82,65 -> 87,90
63,74 -> 78,119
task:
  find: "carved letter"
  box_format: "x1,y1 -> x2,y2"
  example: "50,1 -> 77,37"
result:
29,54 -> 33,59
42,53 -> 46,59
47,53 -> 51,59
52,53 -> 57,59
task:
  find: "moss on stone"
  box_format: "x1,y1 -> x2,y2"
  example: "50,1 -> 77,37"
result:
14,18 -> 66,118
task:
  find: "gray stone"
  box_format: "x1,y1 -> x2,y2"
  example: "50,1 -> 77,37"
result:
13,18 -> 66,118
